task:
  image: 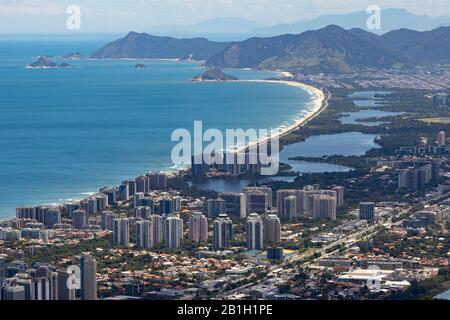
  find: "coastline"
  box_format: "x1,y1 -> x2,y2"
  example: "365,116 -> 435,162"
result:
0,77 -> 327,222
238,79 -> 328,153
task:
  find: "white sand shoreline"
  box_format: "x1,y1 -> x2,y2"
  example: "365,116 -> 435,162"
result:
236,79 -> 328,152
1,78 -> 328,220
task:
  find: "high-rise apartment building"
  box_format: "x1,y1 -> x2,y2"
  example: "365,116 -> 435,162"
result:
213,214 -> 233,251
163,215 -> 183,249
313,195 -> 337,221
80,255 -> 97,301
113,218 -> 130,247
189,212 -> 209,243
359,202 -> 375,222
264,214 -> 281,244
246,213 -> 264,250
219,193 -> 246,219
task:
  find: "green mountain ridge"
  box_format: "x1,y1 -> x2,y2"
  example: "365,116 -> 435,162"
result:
91,25 -> 450,74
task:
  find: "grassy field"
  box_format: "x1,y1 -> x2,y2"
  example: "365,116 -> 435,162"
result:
420,117 -> 450,124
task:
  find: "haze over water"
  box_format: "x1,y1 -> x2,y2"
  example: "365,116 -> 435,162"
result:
0,35 -> 315,219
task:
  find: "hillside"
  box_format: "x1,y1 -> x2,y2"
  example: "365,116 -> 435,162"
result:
91,26 -> 450,74
91,32 -> 229,61
382,27 -> 450,64
206,25 -> 406,73
192,67 -> 238,81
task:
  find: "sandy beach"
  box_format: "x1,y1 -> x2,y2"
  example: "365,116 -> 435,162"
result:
238,79 -> 328,152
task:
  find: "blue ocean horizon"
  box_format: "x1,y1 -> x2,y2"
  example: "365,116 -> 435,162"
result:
0,35 -> 315,219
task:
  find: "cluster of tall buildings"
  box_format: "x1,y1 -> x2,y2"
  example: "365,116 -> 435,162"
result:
113,214 -> 184,250
191,153 -> 264,177
207,187 -> 272,220
115,210 -> 283,253
0,255 -> 97,301
244,186 -> 273,214
206,185 -> 343,222
397,162 -> 438,190
208,193 -> 246,219
13,183 -> 344,255
16,206 -> 62,228
126,172 -> 168,196
212,212 -> 282,252
432,93 -> 450,108
134,193 -> 181,217
16,172 -> 169,221
276,186 -> 344,221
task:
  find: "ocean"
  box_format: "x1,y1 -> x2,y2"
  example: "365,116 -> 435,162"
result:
0,35 -> 315,219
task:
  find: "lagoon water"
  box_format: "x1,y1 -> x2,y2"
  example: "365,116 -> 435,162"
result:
189,132 -> 378,193
280,132 -> 381,159
349,91 -> 392,108
339,110 -> 405,127
0,35 -> 316,219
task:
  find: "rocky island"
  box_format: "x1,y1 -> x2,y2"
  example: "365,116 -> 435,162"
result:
134,63 -> 146,69
192,67 -> 238,82
64,52 -> 85,60
26,56 -> 70,69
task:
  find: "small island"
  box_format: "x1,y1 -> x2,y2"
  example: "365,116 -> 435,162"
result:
26,56 -> 71,69
134,63 -> 146,69
192,67 -> 238,82
64,52 -> 85,60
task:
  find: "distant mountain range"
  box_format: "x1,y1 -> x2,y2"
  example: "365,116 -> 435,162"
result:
91,25 -> 450,74
253,8 -> 450,36
148,17 -> 263,35
143,9 -> 450,39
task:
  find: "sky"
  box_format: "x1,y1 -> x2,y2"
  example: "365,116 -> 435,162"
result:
1,0 -> 450,33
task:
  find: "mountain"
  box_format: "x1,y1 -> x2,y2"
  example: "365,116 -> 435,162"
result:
149,17 -> 263,34
91,32 -> 229,60
254,9 -> 450,36
91,25 -> 450,75
382,27 -> 450,64
205,25 -> 406,74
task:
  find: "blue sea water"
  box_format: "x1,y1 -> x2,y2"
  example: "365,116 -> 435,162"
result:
0,35 -> 315,219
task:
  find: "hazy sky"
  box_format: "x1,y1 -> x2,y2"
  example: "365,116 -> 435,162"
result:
1,0 -> 450,33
